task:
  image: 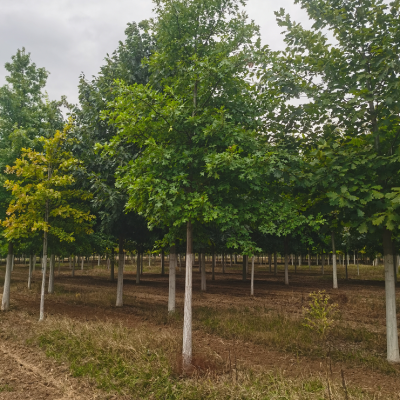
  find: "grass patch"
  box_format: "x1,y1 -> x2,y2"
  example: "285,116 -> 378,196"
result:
193,306 -> 397,375
32,316 -> 375,399
0,384 -> 14,392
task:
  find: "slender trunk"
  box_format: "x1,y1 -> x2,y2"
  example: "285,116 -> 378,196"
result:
308,251 -> 311,270
222,253 -> 225,274
357,251 -> 360,276
11,255 -> 14,272
72,255 -> 75,277
201,252 -> 206,291
212,253 -> 215,281
1,242 -> 13,311
284,238 -> 289,286
383,228 -> 400,362
81,256 -> 84,270
39,199 -> 49,322
161,249 -> 165,276
168,245 -> 176,313
274,252 -> 277,275
250,256 -> 255,296
182,220 -> 193,372
345,253 -> 348,280
48,254 -> 55,294
230,253 -> 232,268
58,256 -> 61,275
28,254 -> 33,289
98,254 -> 101,266
33,254 -> 36,272
116,237 -> 124,307
268,253 -> 272,272
299,254 -> 302,269
332,233 -> 338,289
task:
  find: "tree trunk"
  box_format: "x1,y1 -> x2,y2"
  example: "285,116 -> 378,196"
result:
161,250 -> 165,275
48,254 -> 55,294
250,256 -> 255,296
33,254 -> 36,272
201,252 -> 206,291
182,220 -> 193,372
98,254 -> 101,266
274,252 -> 277,275
357,251 -> 360,276
116,237 -> 124,307
1,242 -> 13,311
383,228 -> 400,363
268,253 -> 272,272
331,233 -> 338,289
58,256 -> 61,275
222,253 -> 225,274
168,245 -> 176,313
110,248 -> 115,281
345,253 -> 348,280
212,253 -> 215,280
72,255 -> 75,277
81,256 -> 84,270
136,252 -> 140,284
28,254 -> 33,290
39,199 -> 49,322
284,238 -> 289,286
308,251 -> 311,269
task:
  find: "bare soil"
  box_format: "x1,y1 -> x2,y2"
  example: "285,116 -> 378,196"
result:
0,259 -> 399,398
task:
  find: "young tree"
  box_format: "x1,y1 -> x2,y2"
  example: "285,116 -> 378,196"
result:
1,123 -> 95,320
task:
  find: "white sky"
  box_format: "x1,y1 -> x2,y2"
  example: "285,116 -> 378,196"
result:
0,0 -> 311,105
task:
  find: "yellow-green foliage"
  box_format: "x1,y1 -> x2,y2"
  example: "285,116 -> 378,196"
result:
303,291 -> 338,338
1,121 -> 95,242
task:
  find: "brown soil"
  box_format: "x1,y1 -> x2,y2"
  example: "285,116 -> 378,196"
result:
1,260 -> 400,398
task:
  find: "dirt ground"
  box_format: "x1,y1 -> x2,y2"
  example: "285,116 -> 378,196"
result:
1,258 -> 400,398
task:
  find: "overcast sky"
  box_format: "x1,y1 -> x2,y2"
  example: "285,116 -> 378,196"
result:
0,0 -> 311,105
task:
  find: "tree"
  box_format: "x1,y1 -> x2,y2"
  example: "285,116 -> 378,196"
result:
277,0 -> 400,362
1,122 -> 95,320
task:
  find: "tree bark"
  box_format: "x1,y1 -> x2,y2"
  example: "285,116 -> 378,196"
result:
39,199 -> 49,322
1,242 -> 13,311
33,254 -> 36,272
28,254 -> 33,289
81,256 -> 84,270
168,245 -> 176,313
268,253 -> 272,272
274,252 -> 277,275
284,237 -> 289,285
212,253 -> 215,281
345,253 -> 348,280
182,220 -> 193,372
72,255 -> 75,277
48,254 -> 55,294
201,252 -> 206,291
161,249 -> 165,275
383,228 -> 400,363
250,255 -> 255,296
332,232 -> 338,289
116,237 -> 124,307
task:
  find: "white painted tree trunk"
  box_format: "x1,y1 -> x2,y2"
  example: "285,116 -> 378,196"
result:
98,254 -> 101,266
332,232 -> 338,289
168,246 -> 176,313
28,254 -> 33,289
48,254 -> 55,294
250,256 -> 255,296
182,220 -> 193,372
1,243 -> 13,311
116,239 -> 124,307
383,228 -> 400,363
201,252 -> 206,291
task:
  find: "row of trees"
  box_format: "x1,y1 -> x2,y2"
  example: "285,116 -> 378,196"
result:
1,0 -> 400,367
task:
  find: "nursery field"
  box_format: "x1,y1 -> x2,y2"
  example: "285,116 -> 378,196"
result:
0,259 -> 399,399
